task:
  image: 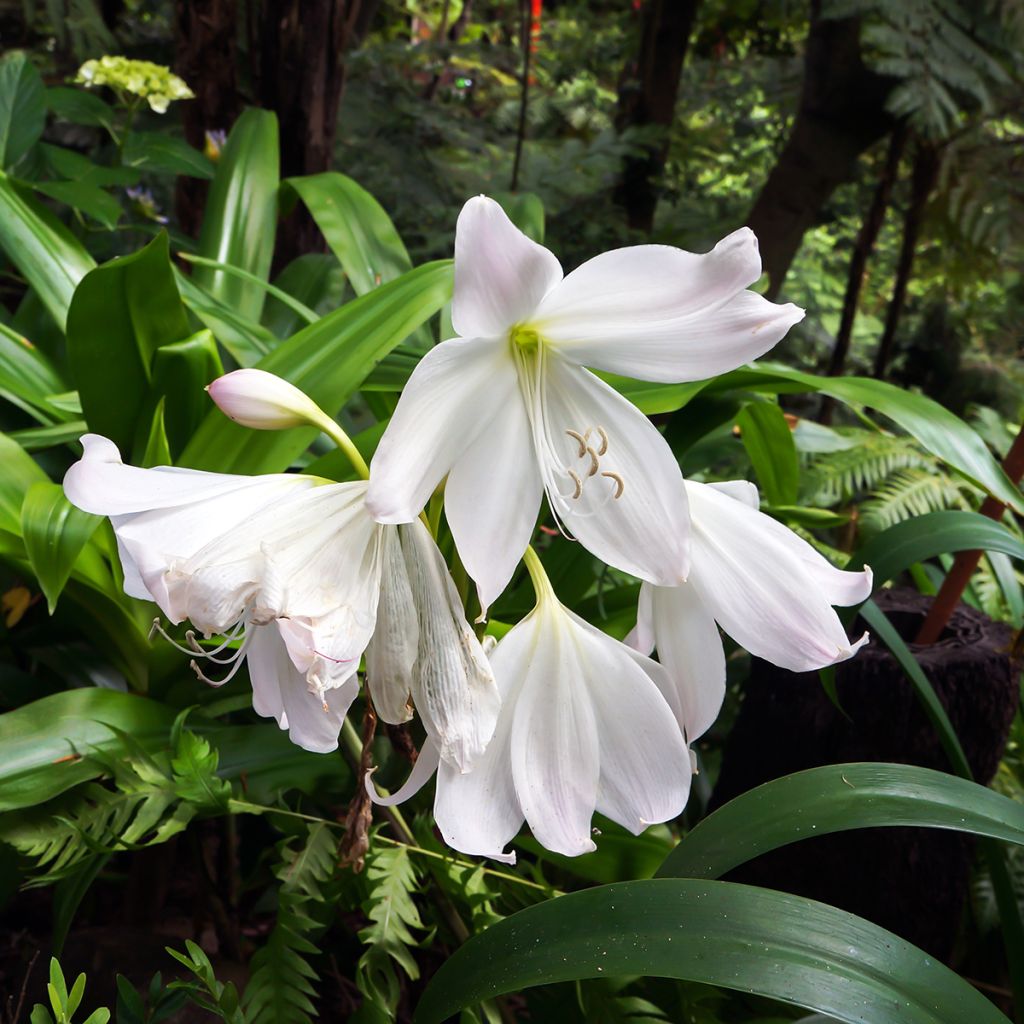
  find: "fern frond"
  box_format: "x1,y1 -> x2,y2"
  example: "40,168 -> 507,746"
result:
244,823 -> 337,1024
803,432 -> 930,506
859,466 -> 968,532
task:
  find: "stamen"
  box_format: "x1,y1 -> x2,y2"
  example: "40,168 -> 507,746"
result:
596,426 -> 609,456
565,429 -> 588,457
189,634 -> 251,686
601,471 -> 625,499
568,469 -> 583,499
150,617 -> 246,661
584,446 -> 600,477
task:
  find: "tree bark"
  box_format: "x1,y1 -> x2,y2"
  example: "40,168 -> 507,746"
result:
258,0 -> 371,267
747,4 -> 895,297
872,143 -> 940,379
173,0 -> 243,237
825,124 -> 907,378
614,0 -> 701,233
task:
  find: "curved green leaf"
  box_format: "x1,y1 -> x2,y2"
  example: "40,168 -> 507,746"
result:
67,232 -> 190,455
709,364 -> 1023,513
0,429 -> 47,534
21,481 -> 102,613
848,510 -> 1024,588
0,320 -> 67,422
0,172 -> 95,331
414,879 -> 1005,1024
180,260 -> 453,474
0,51 -> 45,168
736,400 -> 799,505
196,108 -> 279,323
122,132 -> 214,179
658,762 -> 1024,880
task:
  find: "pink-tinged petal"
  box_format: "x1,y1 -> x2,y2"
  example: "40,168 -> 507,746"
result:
569,611 -> 691,832
686,480 -> 871,671
533,229 -> 802,382
248,624 -> 354,753
207,368 -> 325,430
452,196 -> 562,338
643,582 -> 726,743
366,336 -> 519,523
445,389 -> 544,615
509,609 -> 600,857
535,353 -> 690,586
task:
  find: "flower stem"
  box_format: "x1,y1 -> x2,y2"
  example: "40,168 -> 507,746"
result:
318,418 -> 371,481
522,544 -> 557,606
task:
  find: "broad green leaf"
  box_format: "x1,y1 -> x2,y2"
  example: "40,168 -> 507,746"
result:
180,260 -> 453,474
0,319 -> 67,422
0,52 -> 45,168
285,171 -> 414,297
122,131 -> 215,179
141,398 -> 172,467
150,330 -> 224,456
414,879 -> 1005,1024
175,269 -> 276,367
195,108 -> 279,323
709,364 -> 1024,513
848,510 -> 1024,591
735,400 -> 798,505
659,762 -> 1024,879
40,144 -> 139,188
263,253 -> 345,339
46,87 -> 115,131
33,180 -> 122,229
0,172 -> 95,331
21,481 -> 101,613
0,430 -> 47,534
66,232 -> 191,455
9,421 -> 87,451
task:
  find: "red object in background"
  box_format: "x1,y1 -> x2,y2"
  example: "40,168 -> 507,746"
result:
530,0 -> 542,52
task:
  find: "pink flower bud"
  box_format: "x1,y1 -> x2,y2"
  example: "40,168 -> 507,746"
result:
207,369 -> 324,430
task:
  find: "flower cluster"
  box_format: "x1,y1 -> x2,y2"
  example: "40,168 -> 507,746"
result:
64,196 -> 871,863
75,56 -> 194,113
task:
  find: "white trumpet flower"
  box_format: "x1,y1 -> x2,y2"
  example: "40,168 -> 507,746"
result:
63,435 -> 498,764
367,195 -> 804,612
369,551 -> 692,863
628,479 -> 873,744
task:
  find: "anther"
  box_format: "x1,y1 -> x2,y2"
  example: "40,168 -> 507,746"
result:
601,471 -> 625,499
596,426 -> 609,456
565,429 -> 588,457
584,446 -> 600,477
568,469 -> 583,499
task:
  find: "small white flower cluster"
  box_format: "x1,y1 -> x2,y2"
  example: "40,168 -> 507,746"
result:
64,197 -> 871,863
75,55 -> 194,113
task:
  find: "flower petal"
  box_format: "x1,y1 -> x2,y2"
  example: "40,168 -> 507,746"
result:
433,624 -> 534,863
366,739 -> 442,807
452,195 -> 562,338
569,611 -> 691,833
687,480 -> 870,671
445,387 -> 544,614
365,526 -> 418,724
247,624 -> 354,752
536,353 -> 690,585
509,608 -> 600,857
366,336 -> 519,523
534,229 -> 802,382
400,520 -> 500,771
640,582 -> 726,743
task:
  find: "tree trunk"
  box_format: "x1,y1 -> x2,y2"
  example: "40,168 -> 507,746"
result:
825,124 -> 907,378
613,0 -> 701,233
173,0 -> 243,238
871,143 -> 940,379
746,4 -> 895,297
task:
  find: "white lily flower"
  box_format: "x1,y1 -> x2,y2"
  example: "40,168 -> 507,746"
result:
628,479 -> 873,744
206,368 -> 332,430
367,195 -> 804,612
63,435 -> 498,765
368,552 -> 692,863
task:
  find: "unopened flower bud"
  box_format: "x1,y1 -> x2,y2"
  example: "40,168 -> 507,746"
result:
207,369 -> 326,430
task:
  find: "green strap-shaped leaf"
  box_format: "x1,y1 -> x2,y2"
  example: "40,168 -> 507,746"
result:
122,131 -> 215,179
0,172 -> 95,331
66,232 -> 191,456
21,481 -> 102,613
735,400 -> 799,505
708,364 -> 1023,513
414,879 -> 1007,1024
0,51 -> 45,168
180,260 -> 453,474
0,320 -> 68,423
150,329 -> 224,457
658,762 -> 1024,879
848,510 -> 1024,588
0,429 -> 48,534
195,108 -> 279,323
